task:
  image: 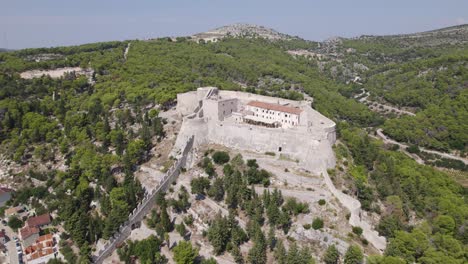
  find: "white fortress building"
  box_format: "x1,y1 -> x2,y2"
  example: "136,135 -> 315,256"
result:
173,87 -> 336,171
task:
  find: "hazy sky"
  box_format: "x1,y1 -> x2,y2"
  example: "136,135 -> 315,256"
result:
1,0 -> 467,49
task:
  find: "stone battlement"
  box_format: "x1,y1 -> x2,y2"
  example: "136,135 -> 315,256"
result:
173,88 -> 336,172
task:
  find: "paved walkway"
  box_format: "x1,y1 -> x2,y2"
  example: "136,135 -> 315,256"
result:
320,168 -> 387,252
3,223 -> 20,264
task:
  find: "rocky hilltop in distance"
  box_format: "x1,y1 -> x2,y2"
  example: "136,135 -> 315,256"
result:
192,23 -> 298,42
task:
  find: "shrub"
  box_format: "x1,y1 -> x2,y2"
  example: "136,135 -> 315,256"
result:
173,241 -> 199,264
8,216 -> 23,230
283,197 -> 309,215
390,144 -> 400,151
406,145 -> 420,154
303,224 -> 311,230
176,223 -> 187,236
352,226 -> 363,236
262,178 -> 270,187
247,159 -> 259,168
191,177 -> 211,196
265,151 -> 276,156
212,151 -> 230,164
318,199 -> 326,206
184,215 -> 194,226
312,218 -> 324,230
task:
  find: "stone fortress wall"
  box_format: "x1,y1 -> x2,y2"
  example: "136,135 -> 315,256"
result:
173,88 -> 388,252
173,87 -> 336,172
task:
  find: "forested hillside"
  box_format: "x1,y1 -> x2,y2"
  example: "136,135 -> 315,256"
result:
0,37 -> 378,262
0,25 -> 466,263
326,25 -> 468,153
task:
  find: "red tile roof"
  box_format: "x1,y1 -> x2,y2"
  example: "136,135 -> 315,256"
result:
36,234 -> 53,243
25,234 -> 56,260
0,187 -> 13,194
26,213 -> 51,228
20,226 -> 39,240
28,248 -> 54,260
247,101 -> 302,115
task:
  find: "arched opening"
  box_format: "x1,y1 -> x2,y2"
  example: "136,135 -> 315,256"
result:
278,147 -> 282,152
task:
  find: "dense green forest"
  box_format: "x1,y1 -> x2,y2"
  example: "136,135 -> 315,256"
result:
338,36 -> 468,152
338,126 -> 467,263
0,29 -> 466,263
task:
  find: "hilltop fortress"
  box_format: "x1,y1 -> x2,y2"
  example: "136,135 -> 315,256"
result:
172,87 -> 336,172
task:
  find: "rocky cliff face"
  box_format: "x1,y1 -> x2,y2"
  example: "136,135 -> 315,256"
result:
192,23 -> 298,42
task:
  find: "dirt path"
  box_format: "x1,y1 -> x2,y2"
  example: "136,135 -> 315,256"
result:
368,133 -> 424,165
355,89 -> 416,116
124,43 -> 131,61
376,129 -> 468,165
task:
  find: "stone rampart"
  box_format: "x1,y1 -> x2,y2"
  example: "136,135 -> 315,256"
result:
173,119 -> 335,172
173,87 -> 336,172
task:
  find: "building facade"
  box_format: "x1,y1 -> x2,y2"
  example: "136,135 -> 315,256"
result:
245,100 -> 302,128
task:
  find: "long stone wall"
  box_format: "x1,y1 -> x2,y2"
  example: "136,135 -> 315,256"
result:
209,121 -> 335,170
92,136 -> 194,264
173,118 -> 335,173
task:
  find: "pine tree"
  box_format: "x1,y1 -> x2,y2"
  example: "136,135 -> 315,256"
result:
286,242 -> 300,264
207,214 -> 231,255
274,240 -> 287,264
267,226 -> 276,250
299,246 -> 316,264
344,245 -> 364,264
248,227 -> 267,264
323,244 -> 340,264
173,241 -> 199,264
231,245 -> 244,264
160,205 -> 173,232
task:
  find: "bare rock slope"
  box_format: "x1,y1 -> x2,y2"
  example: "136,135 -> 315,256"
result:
192,23 -> 298,42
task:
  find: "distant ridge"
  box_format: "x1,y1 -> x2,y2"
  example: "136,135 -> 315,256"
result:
355,24 -> 468,46
192,23 -> 299,42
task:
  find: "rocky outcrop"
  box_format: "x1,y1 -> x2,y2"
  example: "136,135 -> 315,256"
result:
192,23 -> 298,42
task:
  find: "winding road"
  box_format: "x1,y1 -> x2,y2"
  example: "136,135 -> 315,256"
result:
354,90 -> 467,165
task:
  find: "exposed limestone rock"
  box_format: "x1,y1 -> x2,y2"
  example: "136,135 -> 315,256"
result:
192,23 -> 299,42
